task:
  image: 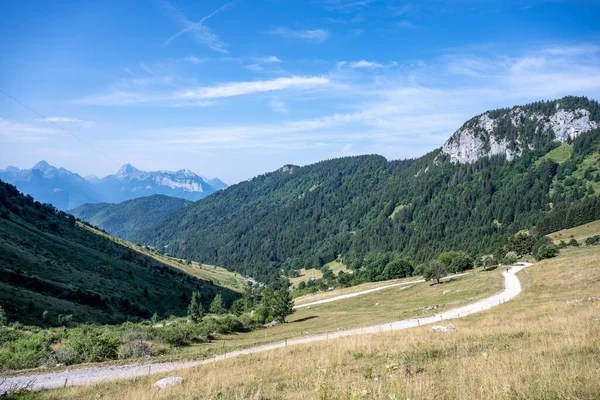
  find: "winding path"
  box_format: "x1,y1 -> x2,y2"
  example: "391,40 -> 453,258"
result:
0,263 -> 530,394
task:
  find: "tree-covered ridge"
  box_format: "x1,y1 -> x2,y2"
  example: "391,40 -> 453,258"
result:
134,98 -> 600,284
0,181 -> 239,326
69,195 -> 191,241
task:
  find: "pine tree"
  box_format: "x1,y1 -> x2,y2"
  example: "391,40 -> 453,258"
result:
187,291 -> 204,322
209,294 -> 226,314
0,304 -> 7,326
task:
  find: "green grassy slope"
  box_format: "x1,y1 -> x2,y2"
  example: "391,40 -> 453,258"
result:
69,195 -> 191,241
0,181 -> 239,326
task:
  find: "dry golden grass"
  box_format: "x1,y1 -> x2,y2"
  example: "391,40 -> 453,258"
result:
549,219 -> 600,244
43,246 -> 600,399
289,260 -> 350,288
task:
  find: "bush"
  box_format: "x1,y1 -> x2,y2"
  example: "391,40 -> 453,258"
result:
585,235 -> 600,245
65,327 -> 120,363
536,245 -> 558,260
46,346 -> 75,366
118,341 -> 149,359
0,333 -> 51,370
154,324 -> 209,347
568,238 -> 580,247
504,251 -> 518,265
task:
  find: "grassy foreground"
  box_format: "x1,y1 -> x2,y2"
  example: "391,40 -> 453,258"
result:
38,246 -> 600,399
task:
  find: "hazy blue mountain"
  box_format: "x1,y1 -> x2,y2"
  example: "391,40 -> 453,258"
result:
69,195 -> 192,241
0,161 -> 101,210
0,162 -> 226,210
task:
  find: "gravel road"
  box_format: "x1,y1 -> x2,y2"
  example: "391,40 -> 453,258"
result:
0,263 -> 530,394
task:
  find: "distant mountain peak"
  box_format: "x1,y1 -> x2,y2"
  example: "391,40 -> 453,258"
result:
116,163 -> 139,177
176,168 -> 198,177
33,160 -> 55,171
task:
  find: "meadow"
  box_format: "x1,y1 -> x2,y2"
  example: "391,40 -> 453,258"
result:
39,245 -> 600,399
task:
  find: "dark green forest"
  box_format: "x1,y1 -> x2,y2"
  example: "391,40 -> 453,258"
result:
0,181 -> 238,326
134,97 -> 600,283
69,195 -> 191,241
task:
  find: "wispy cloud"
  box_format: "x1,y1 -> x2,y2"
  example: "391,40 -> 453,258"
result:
0,118 -> 58,143
179,55 -> 203,64
268,97 -> 288,114
320,0 -> 378,12
245,55 -> 282,72
77,76 -> 330,106
347,60 -> 383,68
268,27 -> 329,43
44,117 -> 93,127
176,76 -> 330,100
161,1 -> 233,53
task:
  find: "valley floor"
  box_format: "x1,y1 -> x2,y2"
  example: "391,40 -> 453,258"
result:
29,245 -> 600,399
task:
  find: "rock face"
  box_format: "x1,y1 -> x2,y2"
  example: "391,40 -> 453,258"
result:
441,97 -> 599,164
153,377 -> 184,389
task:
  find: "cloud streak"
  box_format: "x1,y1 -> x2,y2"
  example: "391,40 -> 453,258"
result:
77,76 -> 330,106
161,1 -> 233,53
268,27 -> 329,42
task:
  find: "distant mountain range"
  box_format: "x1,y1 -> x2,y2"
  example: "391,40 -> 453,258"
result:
0,161 -> 227,210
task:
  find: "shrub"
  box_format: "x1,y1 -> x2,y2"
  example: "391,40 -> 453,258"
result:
585,235 -> 600,245
154,324 -> 209,347
536,245 -> 558,260
0,333 -> 51,370
568,238 -> 580,247
65,327 -> 120,363
118,341 -> 149,359
46,346 -> 75,366
504,251 -> 518,265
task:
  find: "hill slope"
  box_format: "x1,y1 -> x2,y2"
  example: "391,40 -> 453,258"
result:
0,181 -> 238,326
134,96 -> 600,283
69,195 -> 192,241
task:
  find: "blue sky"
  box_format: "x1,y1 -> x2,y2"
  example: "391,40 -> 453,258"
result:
1,0 -> 600,183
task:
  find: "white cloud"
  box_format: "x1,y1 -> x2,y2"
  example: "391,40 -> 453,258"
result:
348,60 -> 383,68
177,76 -> 330,100
77,76 -> 330,106
268,27 -> 329,43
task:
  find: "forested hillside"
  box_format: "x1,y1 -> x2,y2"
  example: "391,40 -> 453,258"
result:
135,97 -> 600,283
69,195 -> 191,241
0,181 -> 238,326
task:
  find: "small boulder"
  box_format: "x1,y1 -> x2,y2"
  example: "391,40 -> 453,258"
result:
153,377 -> 184,390
430,324 -> 456,333
443,290 -> 452,295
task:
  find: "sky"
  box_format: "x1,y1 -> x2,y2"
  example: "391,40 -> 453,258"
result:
1,0 -> 600,184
